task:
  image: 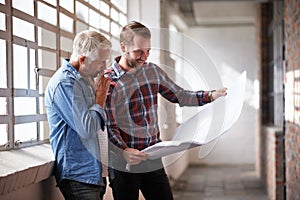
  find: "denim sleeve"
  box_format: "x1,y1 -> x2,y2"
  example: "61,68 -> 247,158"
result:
53,81 -> 106,140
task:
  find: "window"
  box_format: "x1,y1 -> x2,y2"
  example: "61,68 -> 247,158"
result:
0,0 -> 127,150
265,0 -> 284,127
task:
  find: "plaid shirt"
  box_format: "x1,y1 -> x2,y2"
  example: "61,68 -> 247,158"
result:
105,56 -> 211,151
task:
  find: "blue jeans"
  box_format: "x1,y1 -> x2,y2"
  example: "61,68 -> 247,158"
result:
58,179 -> 106,200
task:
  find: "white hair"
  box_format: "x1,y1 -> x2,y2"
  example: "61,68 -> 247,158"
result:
71,30 -> 111,61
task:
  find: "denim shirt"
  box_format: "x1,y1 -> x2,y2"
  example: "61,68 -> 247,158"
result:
45,59 -> 107,186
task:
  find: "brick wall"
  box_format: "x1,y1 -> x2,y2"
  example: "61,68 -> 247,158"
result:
261,126 -> 285,200
284,0 -> 300,199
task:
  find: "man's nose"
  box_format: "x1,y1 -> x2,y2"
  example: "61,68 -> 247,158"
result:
141,52 -> 149,60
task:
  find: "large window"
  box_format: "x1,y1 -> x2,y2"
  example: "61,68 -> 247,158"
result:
267,0 -> 284,127
0,0 -> 127,150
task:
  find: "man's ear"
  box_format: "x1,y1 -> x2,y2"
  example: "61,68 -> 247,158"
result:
79,55 -> 86,64
120,42 -> 126,53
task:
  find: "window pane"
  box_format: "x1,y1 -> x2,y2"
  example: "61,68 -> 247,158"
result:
13,45 -> 28,89
12,0 -> 34,16
89,0 -> 99,9
40,121 -> 50,140
111,0 -> 127,13
60,0 -> 74,13
30,49 -> 36,90
14,97 -> 36,116
100,16 -> 110,32
60,13 -> 73,33
0,97 -> 7,115
76,1 -> 89,23
110,8 -> 119,22
38,49 -> 57,70
60,36 -> 73,52
76,20 -> 89,33
89,9 -> 100,29
38,27 -> 56,49
15,122 -> 37,142
119,13 -> 127,26
0,0 -> 5,4
100,1 -> 109,16
111,21 -> 119,35
0,12 -> 6,31
13,17 -> 35,41
39,76 -> 50,94
0,124 -> 8,146
39,97 -> 46,114
0,39 -> 7,88
38,2 -> 57,26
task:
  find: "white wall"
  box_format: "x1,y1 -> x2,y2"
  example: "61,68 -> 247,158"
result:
184,24 -> 259,165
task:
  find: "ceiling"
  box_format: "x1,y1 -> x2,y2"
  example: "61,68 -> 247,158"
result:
167,0 -> 269,26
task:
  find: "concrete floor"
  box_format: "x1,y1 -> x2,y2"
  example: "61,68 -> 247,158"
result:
172,165 -> 268,200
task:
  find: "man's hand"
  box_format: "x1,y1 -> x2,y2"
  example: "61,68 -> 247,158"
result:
122,148 -> 148,165
94,72 -> 110,107
211,88 -> 227,101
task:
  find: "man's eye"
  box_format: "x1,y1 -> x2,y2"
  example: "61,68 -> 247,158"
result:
134,50 -> 143,55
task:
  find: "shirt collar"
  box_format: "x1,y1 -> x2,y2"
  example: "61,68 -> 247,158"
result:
62,59 -> 81,79
106,56 -> 126,80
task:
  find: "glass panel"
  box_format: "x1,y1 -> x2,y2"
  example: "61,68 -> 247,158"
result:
37,2 -> 57,26
76,1 -> 89,23
0,97 -> 7,115
76,20 -> 89,33
60,36 -> 73,52
89,9 -> 100,29
12,0 -> 34,16
38,27 -> 56,49
0,13 -> 6,31
89,0 -> 99,9
119,13 -> 127,26
39,76 -> 50,94
38,49 -> 57,70
14,122 -> 37,142
100,1 -> 109,16
111,37 -> 120,52
0,39 -> 7,88
110,8 -> 119,22
14,97 -> 36,115
60,0 -> 74,13
60,13 -> 73,33
39,97 -> 46,114
39,121 -> 49,140
29,49 -> 36,90
0,0 -> 5,4
13,17 -> 35,41
13,44 -> 28,89
110,21 -> 119,36
100,16 -> 110,32
111,0 -> 127,13
0,124 -> 8,146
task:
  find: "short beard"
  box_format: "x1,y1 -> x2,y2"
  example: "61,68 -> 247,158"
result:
125,54 -> 137,69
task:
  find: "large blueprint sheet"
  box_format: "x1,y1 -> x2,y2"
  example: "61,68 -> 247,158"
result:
142,71 -> 247,159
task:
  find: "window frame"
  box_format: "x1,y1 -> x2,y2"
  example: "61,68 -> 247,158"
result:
0,0 -> 127,151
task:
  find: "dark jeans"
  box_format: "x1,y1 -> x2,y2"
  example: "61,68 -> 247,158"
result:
109,168 -> 174,200
58,178 -> 106,200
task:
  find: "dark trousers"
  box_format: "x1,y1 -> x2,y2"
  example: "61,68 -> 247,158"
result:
109,168 -> 174,200
58,179 -> 106,200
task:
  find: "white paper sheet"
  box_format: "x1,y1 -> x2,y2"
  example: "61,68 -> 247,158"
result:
142,71 -> 247,159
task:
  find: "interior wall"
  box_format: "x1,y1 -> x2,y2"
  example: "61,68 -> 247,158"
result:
184,22 -> 259,165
